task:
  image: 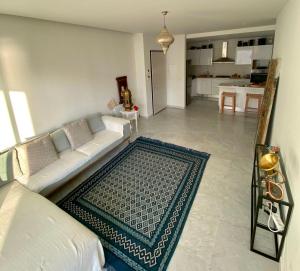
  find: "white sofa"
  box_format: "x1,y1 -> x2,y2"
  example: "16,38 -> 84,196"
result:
0,113 -> 131,271
0,180 -> 105,271
15,115 -> 130,195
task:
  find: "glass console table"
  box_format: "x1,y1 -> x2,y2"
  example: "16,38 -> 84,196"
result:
251,144 -> 294,261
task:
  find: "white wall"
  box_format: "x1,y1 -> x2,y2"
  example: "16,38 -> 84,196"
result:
271,0 -> 300,270
166,34 -> 186,108
0,15 -> 136,139
132,33 -> 148,117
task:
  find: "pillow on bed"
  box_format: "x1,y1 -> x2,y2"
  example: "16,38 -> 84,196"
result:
63,119 -> 93,150
16,135 -> 58,176
86,113 -> 105,134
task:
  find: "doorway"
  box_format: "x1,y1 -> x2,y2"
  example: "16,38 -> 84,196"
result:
150,50 -> 167,115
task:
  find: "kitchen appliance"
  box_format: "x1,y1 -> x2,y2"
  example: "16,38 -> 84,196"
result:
258,38 -> 267,45
250,70 -> 268,84
249,39 -> 255,46
251,59 -> 269,84
213,41 -> 235,63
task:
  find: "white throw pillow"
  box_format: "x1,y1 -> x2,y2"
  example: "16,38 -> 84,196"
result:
86,113 -> 105,134
16,135 -> 58,177
63,119 -> 93,150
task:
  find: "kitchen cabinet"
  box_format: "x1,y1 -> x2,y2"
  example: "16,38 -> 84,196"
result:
192,78 -> 212,95
235,47 -> 253,65
199,49 -> 213,65
186,50 -> 193,60
235,45 -> 273,64
252,45 -> 273,60
192,78 -> 251,97
211,78 -> 228,95
190,50 -> 201,65
198,78 -> 212,94
188,49 -> 213,65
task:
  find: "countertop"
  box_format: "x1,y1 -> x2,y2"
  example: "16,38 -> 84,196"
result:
218,83 -> 265,89
192,76 -> 250,80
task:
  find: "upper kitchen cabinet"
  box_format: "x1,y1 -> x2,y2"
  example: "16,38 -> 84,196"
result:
189,50 -> 200,65
235,47 -> 253,65
199,49 -> 213,65
186,49 -> 193,61
188,49 -> 213,65
252,45 -> 273,60
235,45 -> 273,64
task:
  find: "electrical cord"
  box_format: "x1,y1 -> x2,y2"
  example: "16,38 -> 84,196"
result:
267,202 -> 284,233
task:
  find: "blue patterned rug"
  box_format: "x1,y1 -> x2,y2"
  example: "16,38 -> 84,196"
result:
58,137 -> 210,271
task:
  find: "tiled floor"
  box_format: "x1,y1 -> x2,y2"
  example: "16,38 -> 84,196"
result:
50,98 -> 279,271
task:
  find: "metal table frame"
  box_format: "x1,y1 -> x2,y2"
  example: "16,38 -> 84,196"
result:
250,144 -> 294,261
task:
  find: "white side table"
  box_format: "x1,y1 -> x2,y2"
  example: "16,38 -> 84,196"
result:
120,109 -> 139,132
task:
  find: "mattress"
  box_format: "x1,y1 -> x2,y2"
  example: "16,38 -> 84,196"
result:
0,181 -> 105,271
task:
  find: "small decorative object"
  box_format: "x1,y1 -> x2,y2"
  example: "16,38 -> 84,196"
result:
107,99 -> 118,110
264,176 -> 284,201
133,105 -> 139,111
259,149 -> 285,201
259,152 -> 279,175
116,76 -> 128,104
120,87 -> 133,111
156,11 -> 174,55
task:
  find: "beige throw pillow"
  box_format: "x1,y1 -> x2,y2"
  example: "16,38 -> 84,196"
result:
63,119 -> 93,150
16,135 -> 58,177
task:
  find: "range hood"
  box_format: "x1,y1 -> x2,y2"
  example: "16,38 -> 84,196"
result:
213,41 -> 235,63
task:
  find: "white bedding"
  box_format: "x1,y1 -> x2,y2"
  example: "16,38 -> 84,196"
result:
0,181 -> 105,271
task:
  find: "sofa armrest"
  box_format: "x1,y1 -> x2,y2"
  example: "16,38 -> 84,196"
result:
101,116 -> 131,138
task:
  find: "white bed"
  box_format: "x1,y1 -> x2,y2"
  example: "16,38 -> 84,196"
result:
0,181 -> 105,271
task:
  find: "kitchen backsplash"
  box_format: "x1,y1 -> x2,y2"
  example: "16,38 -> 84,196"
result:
190,63 -> 252,77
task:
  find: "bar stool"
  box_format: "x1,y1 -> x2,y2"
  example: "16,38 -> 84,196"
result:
245,93 -> 263,114
220,92 -> 236,113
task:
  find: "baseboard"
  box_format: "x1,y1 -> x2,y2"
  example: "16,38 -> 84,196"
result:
166,105 -> 185,110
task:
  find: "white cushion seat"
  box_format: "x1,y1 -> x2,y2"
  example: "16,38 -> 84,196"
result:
76,130 -> 123,159
17,150 -> 88,194
0,181 -> 105,271
15,115 -> 130,195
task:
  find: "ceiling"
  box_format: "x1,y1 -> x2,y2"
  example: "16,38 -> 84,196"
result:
0,0 -> 287,34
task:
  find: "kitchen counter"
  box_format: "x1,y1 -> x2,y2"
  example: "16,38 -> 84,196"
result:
192,76 -> 250,79
218,83 -> 265,88
218,85 -> 264,112
191,77 -> 250,97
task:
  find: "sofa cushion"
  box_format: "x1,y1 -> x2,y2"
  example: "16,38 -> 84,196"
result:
76,130 -> 123,158
0,148 -> 22,182
16,150 -> 88,193
87,113 -> 105,134
50,128 -> 71,153
64,119 -> 93,150
16,135 -> 58,177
